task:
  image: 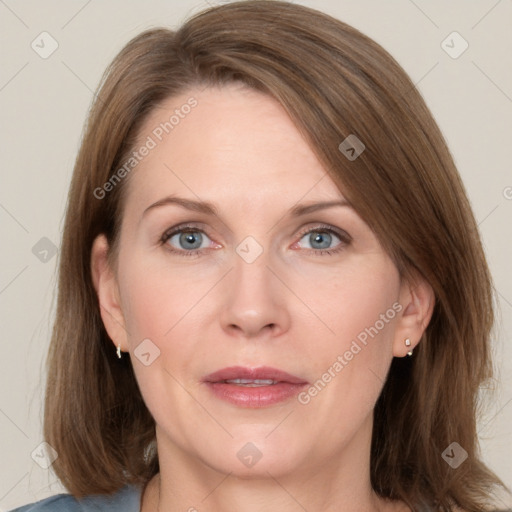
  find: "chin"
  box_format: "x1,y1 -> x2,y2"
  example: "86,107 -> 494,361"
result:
201,433 -> 305,479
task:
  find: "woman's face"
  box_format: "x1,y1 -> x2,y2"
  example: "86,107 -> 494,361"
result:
96,83 -> 417,479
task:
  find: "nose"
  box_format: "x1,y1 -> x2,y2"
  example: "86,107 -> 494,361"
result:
219,248 -> 291,340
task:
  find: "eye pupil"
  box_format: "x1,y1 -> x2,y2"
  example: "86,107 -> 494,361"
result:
310,231 -> 331,249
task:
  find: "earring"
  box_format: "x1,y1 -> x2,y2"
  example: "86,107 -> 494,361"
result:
405,338 -> 413,357
116,344 -> 122,359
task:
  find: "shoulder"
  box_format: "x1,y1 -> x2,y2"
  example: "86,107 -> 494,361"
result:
8,484 -> 142,512
8,493 -> 78,512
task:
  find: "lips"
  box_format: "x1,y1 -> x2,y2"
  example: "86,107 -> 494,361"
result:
203,366 -> 308,385
203,366 -> 308,407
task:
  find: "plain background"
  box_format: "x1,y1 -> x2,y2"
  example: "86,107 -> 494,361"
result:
1,0 -> 511,509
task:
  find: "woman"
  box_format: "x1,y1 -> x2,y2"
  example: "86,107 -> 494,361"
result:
10,1 -> 511,511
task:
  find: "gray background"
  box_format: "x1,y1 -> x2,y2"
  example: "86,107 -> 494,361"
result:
1,0 -> 511,509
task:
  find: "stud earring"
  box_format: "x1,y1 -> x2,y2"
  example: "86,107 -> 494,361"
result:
116,344 -> 122,359
405,338 -> 413,356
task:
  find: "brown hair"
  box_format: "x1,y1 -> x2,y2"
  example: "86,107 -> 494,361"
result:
44,1 -> 509,509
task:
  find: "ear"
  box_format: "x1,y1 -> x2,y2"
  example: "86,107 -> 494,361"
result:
90,234 -> 128,353
393,269 -> 435,357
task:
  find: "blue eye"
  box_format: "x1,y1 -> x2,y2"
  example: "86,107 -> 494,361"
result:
296,225 -> 349,255
161,225 -> 212,257
301,230 -> 336,250
171,231 -> 206,250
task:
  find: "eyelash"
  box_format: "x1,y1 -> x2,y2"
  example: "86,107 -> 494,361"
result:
159,222 -> 351,258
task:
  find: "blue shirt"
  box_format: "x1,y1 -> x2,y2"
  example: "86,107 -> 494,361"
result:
8,484 -> 142,511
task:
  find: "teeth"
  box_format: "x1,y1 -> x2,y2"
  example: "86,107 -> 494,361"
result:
224,379 -> 277,386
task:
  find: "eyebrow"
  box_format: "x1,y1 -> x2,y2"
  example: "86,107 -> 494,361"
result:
142,195 -> 352,218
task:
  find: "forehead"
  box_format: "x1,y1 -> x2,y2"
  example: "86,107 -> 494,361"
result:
124,84 -> 346,213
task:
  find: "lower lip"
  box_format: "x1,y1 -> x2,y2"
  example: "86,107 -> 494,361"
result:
205,382 -> 307,407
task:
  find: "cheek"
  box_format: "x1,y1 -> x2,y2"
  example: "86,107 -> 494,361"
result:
292,253 -> 401,350
118,251 -> 207,342
293,259 -> 400,429
116,252 -> 211,402
302,254 -> 402,406
292,254 -> 401,419
117,259 -> 205,437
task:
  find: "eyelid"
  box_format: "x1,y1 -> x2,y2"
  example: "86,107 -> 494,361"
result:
296,222 -> 352,243
160,221 -> 212,239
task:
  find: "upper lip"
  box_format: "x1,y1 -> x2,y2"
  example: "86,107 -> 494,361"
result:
203,366 -> 308,385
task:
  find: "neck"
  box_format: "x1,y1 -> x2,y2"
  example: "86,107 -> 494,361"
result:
141,414 -> 399,512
